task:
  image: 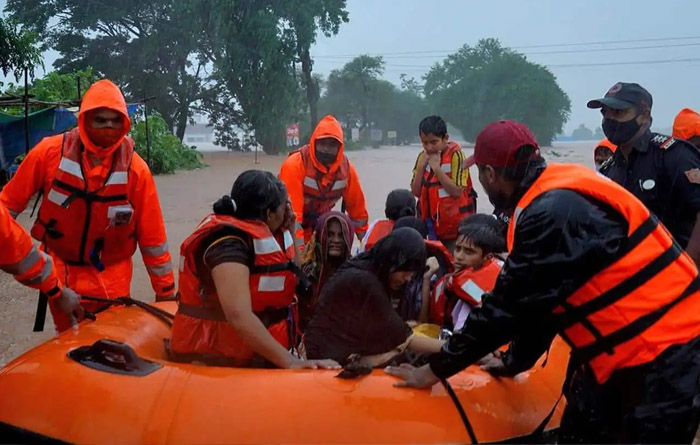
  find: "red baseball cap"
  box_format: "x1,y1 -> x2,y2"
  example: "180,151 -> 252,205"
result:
472,120 -> 540,168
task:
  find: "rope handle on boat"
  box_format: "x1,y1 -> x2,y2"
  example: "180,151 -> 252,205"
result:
80,295 -> 174,326
441,377 -> 478,444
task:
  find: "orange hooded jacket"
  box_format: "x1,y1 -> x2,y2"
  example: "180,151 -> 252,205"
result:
279,115 -> 368,243
0,203 -> 62,297
0,79 -> 174,331
673,108 -> 700,141
595,138 -> 617,152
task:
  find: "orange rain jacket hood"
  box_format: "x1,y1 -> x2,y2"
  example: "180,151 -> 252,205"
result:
673,108 -> 700,140
278,115 -> 369,243
309,115 -> 345,184
595,138 -> 617,153
78,79 -> 131,158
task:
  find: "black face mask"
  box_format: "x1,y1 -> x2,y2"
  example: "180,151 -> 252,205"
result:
602,117 -> 642,145
316,151 -> 337,166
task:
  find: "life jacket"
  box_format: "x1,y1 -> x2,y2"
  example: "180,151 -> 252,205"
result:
508,163 -> 700,383
418,142 -> 476,240
425,239 -> 455,276
430,258 -> 502,327
170,214 -> 298,365
292,144 -> 350,231
30,128 -> 136,268
363,220 -> 395,251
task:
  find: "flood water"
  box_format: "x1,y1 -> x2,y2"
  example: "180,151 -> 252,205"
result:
0,142 -> 595,366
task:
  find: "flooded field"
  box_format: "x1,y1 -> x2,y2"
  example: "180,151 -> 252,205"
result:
0,141 -> 595,366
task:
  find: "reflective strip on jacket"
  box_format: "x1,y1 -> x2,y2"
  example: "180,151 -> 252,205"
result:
0,203 -> 62,296
508,163 -> 700,383
170,214 -> 297,365
418,141 -> 476,240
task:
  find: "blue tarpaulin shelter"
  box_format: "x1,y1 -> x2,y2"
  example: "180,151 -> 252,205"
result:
0,105 -> 141,172
0,108 -> 77,170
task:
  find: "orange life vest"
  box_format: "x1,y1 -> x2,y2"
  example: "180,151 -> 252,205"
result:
425,239 -> 455,275
363,219 -> 395,251
293,145 -> 350,231
508,163 -> 700,383
30,128 -> 136,268
430,258 -> 502,327
419,142 -> 476,240
170,214 -> 298,365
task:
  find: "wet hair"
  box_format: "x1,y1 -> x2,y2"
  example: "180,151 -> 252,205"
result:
495,145 -> 545,183
365,227 -> 427,284
213,170 -> 287,221
457,214 -> 507,255
419,115 -> 447,138
385,189 -> 416,220
594,145 -> 614,156
393,216 -> 429,239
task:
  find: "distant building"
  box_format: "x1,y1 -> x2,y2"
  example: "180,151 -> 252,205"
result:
182,114 -> 223,152
181,113 -> 258,152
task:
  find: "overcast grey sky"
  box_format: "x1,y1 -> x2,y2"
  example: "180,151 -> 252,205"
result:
3,0 -> 699,136
311,0 -> 700,135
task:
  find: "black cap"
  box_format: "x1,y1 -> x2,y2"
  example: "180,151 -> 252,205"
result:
587,82 -> 653,110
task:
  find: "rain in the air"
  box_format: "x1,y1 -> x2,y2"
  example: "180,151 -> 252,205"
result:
1,0 -> 700,443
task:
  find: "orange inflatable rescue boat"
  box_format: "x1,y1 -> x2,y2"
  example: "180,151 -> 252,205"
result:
0,301 -> 569,444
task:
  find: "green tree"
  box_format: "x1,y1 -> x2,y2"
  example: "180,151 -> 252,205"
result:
2,68 -> 98,103
0,17 -> 42,81
6,0 -> 208,141
321,55 -> 385,133
571,123 -> 594,140
399,73 -> 422,96
423,38 -> 570,145
319,57 -> 428,144
130,112 -> 204,174
201,0 -> 306,155
282,0 -> 348,130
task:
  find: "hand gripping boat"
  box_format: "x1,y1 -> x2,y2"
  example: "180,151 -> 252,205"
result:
0,301 -> 569,444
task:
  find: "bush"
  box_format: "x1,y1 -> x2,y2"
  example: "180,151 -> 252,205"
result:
130,113 -> 204,174
344,139 -> 365,151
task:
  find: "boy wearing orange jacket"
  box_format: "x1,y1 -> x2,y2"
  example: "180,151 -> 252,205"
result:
410,116 -> 476,250
421,214 -> 505,330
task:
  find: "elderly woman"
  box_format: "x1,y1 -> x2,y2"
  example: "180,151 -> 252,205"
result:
298,211 -> 354,330
304,228 -> 444,366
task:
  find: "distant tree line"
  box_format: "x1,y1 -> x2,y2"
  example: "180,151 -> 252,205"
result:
3,2 -> 571,152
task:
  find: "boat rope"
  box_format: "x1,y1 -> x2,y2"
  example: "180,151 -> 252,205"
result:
441,377 -> 478,444
80,296 -> 174,327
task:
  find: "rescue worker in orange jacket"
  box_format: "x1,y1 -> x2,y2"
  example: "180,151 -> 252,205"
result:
170,170 -> 340,369
410,115 -> 476,250
673,108 -> 700,150
0,79 -> 175,332
360,188 -> 416,252
0,203 -> 84,325
387,120 -> 700,443
279,115 -> 369,245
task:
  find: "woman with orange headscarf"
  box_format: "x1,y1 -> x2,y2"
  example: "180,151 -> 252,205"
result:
594,138 -> 617,171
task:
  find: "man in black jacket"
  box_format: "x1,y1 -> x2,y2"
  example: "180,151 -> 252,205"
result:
386,120 -> 700,443
589,82 -> 700,265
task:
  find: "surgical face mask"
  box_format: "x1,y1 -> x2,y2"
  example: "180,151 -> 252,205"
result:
316,151 -> 337,166
602,117 -> 641,146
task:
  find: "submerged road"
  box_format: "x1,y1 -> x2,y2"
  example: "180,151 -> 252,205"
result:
0,142 -> 594,366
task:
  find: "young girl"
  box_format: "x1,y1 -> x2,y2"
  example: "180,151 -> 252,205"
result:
420,214 -> 506,331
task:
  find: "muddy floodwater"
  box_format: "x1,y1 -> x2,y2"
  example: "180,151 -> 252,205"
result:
0,142 -> 595,367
